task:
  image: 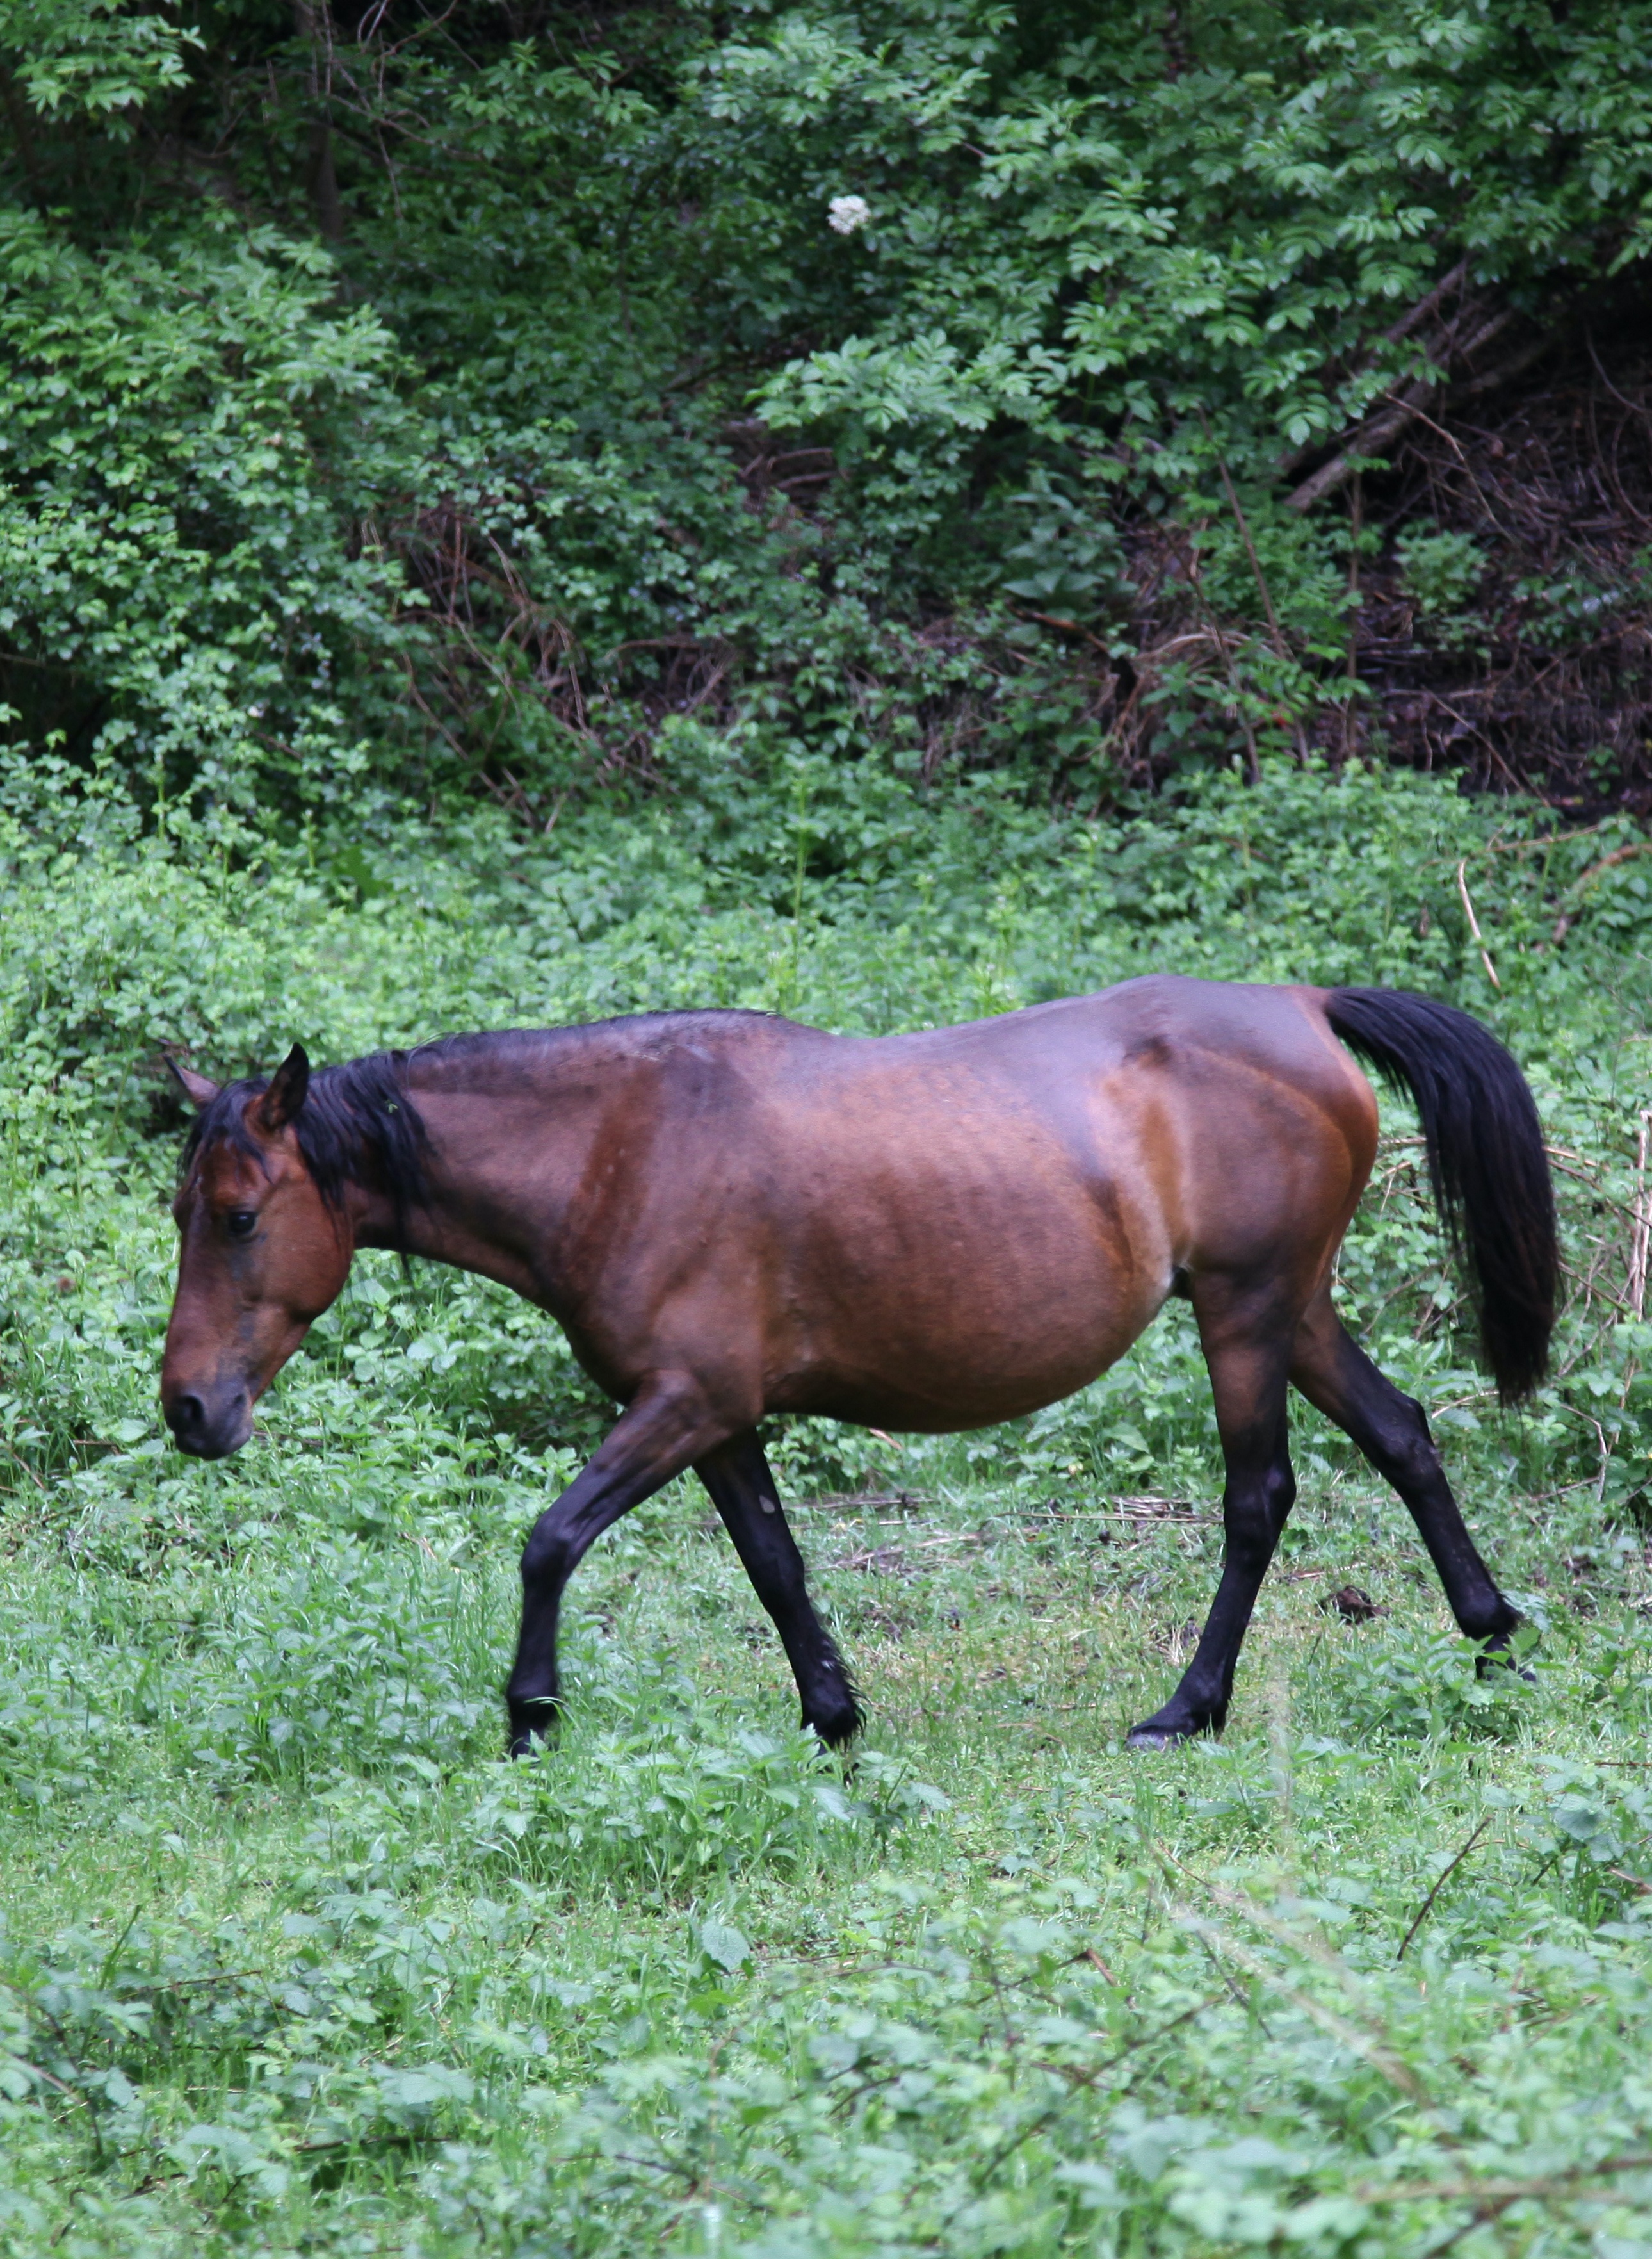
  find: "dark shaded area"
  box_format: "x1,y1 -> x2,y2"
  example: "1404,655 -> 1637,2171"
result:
1340,313 -> 1652,812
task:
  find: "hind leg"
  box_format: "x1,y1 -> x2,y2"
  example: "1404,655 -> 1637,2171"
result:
695,1432 -> 862,1746
1129,1278 -> 1298,1748
1289,1293 -> 1519,1648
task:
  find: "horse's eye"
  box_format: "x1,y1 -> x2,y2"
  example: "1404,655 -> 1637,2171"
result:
225,1210 -> 258,1239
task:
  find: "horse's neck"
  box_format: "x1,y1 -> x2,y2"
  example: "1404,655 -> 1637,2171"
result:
385,1036 -> 614,1306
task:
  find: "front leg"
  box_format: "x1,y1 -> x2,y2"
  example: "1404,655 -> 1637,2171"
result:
506,1373 -> 729,1756
695,1431 -> 861,1745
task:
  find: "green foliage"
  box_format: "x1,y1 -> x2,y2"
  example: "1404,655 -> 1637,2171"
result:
1315,1622 -> 1541,1743
0,0 -> 1647,805
466,1720 -> 943,1896
1396,524 -> 1489,650
0,1 -> 197,125
1397,527 -> 1487,617
0,209 -> 405,806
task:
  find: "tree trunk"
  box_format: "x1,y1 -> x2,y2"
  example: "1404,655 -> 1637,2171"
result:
293,0 -> 344,241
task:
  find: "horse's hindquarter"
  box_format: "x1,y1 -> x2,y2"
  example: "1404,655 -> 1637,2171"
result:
1101,978 -> 1378,1288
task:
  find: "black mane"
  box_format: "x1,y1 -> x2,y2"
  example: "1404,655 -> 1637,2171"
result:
181,1051 -> 431,1239
179,1014 -> 779,1241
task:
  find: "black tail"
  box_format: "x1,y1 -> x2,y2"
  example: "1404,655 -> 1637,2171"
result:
1326,987 -> 1557,1403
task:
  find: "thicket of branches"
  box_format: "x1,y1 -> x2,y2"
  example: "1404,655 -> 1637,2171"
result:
2,0 -> 1651,823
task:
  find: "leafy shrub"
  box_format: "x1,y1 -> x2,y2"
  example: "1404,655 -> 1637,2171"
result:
468,1724 -> 865,1895
187,1544 -> 494,1782
1396,528 -> 1487,617
1311,1622 -> 1538,1742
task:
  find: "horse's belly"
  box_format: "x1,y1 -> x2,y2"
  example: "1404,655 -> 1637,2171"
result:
740,1056 -> 1179,1433
784,1343 -> 1137,1432
770,1225 -> 1163,1432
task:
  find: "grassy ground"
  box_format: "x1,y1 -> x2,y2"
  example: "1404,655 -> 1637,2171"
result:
4,1437 -> 1652,2256
4,762 -> 1652,2254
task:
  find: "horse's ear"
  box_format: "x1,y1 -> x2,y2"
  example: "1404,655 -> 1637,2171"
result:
257,1044 -> 311,1133
168,1060 -> 220,1111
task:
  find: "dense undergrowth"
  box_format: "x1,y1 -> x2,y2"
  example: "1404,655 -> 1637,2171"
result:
3,757 -> 1652,2253
4,0 -> 1652,815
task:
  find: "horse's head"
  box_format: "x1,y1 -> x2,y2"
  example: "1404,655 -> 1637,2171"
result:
161,1045 -> 355,1457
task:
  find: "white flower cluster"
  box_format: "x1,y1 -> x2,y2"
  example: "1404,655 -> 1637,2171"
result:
827,194 -> 871,236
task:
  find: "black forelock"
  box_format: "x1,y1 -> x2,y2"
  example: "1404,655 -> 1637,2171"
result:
180,1051 -> 431,1239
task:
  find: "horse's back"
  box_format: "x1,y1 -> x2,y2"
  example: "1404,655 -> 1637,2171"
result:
652,977 -> 1377,1289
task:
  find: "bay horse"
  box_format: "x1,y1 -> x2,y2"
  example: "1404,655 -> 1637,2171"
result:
159,979 -> 1556,1752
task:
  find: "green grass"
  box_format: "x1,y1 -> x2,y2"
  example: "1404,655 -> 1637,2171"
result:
6,1456 -> 1652,2256
4,758 -> 1652,2253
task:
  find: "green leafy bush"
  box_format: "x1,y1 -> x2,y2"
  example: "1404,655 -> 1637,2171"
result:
1396,525 -> 1489,649
2,0 -> 1648,805
1311,1624 -> 1539,1743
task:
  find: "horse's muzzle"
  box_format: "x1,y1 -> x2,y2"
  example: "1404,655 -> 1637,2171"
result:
163,1386 -> 252,1458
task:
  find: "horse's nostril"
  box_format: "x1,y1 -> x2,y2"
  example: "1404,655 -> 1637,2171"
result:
169,1392 -> 206,1437
164,1389 -> 249,1458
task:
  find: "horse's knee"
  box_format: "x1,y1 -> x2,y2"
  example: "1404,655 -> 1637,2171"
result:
1367,1394 -> 1443,1494
1224,1505 -> 1276,1572
1224,1460 -> 1295,1565
521,1524 -> 572,1592
1263,1458 -> 1296,1531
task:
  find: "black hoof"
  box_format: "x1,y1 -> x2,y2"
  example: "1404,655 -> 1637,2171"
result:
1476,1644 -> 1536,1684
804,1702 -> 863,1749
1126,1709 -> 1222,1749
506,1697 -> 562,1757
